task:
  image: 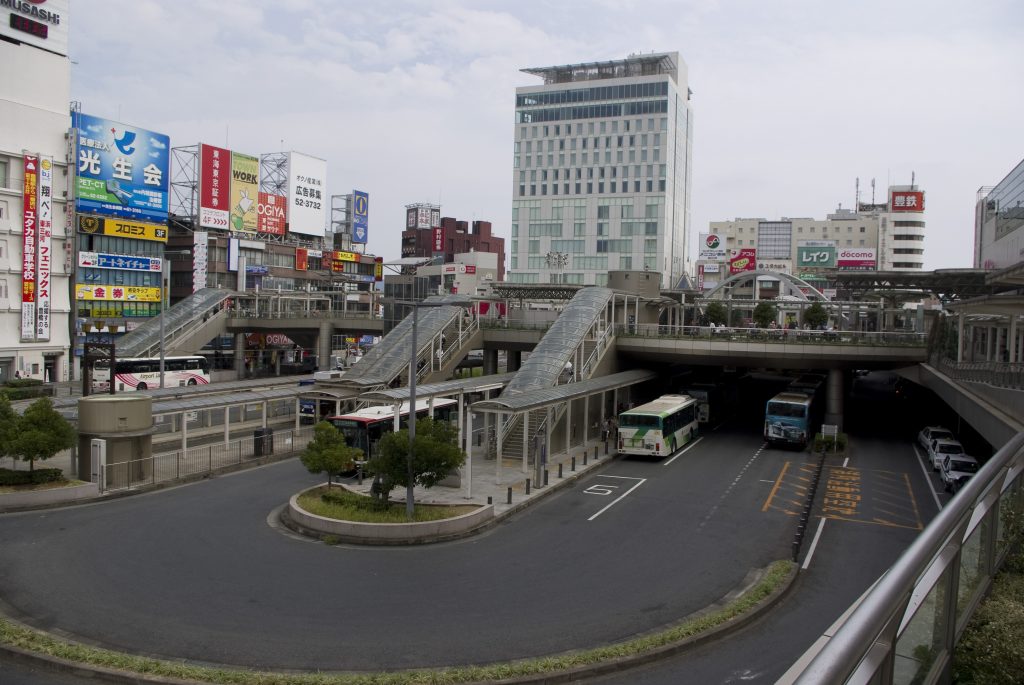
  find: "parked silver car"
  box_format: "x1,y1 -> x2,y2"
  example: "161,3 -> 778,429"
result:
928,438 -> 966,471
917,425 -> 954,451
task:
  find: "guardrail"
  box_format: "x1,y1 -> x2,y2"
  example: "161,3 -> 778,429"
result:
227,308 -> 380,320
934,357 -> 1024,391
787,431 -> 1024,684
618,324 -> 928,346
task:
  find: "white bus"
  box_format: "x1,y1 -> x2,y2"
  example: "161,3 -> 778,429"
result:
93,356 -> 211,392
618,394 -> 700,458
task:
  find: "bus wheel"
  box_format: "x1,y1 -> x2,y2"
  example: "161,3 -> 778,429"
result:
137,382 -> 148,391
187,379 -> 197,386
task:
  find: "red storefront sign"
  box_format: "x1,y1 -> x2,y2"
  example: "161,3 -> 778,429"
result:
21,155 -> 38,339
295,247 -> 308,271
199,143 -> 231,229
890,190 -> 924,212
257,192 -> 287,235
729,248 -> 756,274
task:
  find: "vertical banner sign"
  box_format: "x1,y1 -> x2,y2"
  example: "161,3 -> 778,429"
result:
229,152 -> 259,233
227,237 -> 239,272
374,257 -> 383,282
36,156 -> 53,341
193,231 -> 209,292
696,264 -> 705,291
21,155 -> 38,340
352,190 -> 369,243
285,152 -> 327,237
256,192 -> 286,235
295,247 -> 308,271
199,144 -> 231,229
433,225 -> 444,252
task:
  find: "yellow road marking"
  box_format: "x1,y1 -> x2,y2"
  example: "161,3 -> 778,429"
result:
823,514 -> 923,530
762,461 -> 790,512
904,472 -> 924,530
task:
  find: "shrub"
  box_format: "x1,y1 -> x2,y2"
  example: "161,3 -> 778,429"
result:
0,467 -> 65,487
954,569 -> 1024,684
813,432 -> 848,452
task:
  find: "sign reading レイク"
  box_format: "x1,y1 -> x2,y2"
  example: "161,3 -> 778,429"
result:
36,156 -> 53,341
21,155 -> 38,340
199,144 -> 231,229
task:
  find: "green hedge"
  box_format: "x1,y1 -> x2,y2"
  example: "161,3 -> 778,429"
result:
954,548 -> 1024,683
0,468 -> 65,486
1,378 -> 48,400
813,432 -> 848,452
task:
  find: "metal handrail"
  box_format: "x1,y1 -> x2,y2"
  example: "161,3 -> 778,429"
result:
934,357 -> 1024,391
618,324 -> 928,347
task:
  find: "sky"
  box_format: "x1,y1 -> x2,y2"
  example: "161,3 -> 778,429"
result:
69,0 -> 1023,271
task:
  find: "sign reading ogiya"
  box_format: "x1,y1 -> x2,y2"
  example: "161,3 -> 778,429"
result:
78,215 -> 168,242
257,192 -> 287,235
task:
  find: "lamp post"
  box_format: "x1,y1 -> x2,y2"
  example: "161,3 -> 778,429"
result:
545,251 -> 568,284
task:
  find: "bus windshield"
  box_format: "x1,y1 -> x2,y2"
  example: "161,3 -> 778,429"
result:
767,401 -> 806,418
330,419 -> 369,455
619,414 -> 661,428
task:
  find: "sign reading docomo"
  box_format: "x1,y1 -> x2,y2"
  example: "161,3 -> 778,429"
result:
78,215 -> 168,242
287,152 -> 327,237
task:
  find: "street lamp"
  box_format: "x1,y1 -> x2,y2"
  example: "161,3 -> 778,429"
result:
397,296 -> 470,520
545,251 -> 568,284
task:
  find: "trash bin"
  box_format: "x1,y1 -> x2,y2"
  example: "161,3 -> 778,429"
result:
253,428 -> 274,457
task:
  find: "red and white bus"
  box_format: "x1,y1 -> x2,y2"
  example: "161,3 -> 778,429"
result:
327,398 -> 458,461
93,356 -> 211,392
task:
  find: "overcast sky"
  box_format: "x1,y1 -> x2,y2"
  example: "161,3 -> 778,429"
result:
69,0 -> 1022,271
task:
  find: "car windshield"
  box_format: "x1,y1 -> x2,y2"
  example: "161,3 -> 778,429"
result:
930,430 -> 953,441
938,443 -> 964,455
950,460 -> 979,473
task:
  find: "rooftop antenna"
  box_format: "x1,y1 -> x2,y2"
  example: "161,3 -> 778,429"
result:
855,177 -> 860,210
911,170 -> 916,189
871,178 -> 876,204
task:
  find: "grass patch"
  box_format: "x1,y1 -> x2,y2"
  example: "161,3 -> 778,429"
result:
0,560 -> 794,684
0,479 -> 85,494
297,486 -> 478,523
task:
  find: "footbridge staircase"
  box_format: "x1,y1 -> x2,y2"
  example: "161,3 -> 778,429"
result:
115,288 -> 235,358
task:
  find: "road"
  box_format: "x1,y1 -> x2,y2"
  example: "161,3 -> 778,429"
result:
0,377 -> 944,682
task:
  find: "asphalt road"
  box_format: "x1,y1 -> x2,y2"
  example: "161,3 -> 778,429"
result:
0,375 -> 944,682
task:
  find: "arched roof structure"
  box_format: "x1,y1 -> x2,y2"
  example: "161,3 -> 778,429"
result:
703,270 -> 827,302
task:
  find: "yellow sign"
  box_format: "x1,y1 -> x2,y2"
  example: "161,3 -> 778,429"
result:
75,284 -> 162,302
78,215 -> 168,243
230,152 -> 259,232
334,250 -> 359,262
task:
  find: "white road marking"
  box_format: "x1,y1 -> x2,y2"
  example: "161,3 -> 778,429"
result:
587,477 -> 646,521
842,457 -> 849,467
912,444 -> 944,511
698,443 -> 765,530
801,517 -> 827,570
664,436 -> 705,466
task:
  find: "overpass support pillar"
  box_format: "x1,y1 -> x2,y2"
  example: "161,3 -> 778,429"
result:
318,323 -> 332,371
507,350 -> 522,372
483,349 -> 498,376
234,333 -> 246,378
825,368 -> 844,431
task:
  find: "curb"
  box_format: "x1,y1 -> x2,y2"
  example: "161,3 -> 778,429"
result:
0,562 -> 799,684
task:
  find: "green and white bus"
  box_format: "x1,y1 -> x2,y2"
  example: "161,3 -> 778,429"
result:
618,394 -> 700,458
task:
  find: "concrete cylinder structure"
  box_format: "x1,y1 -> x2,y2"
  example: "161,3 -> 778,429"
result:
825,368 -> 844,431
77,395 -> 156,483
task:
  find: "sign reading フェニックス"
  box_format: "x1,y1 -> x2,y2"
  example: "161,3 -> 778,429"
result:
837,248 -> 877,270
36,156 -> 53,341
352,190 -> 369,244
699,233 -> 727,260
230,151 -> 259,233
797,244 -> 837,267
77,215 -> 168,242
890,190 -> 924,212
199,143 -> 231,229
21,155 -> 38,340
729,248 -> 756,274
257,192 -> 286,235
286,152 -> 327,237
193,231 -> 209,293
72,112 -> 170,223
0,0 -> 69,56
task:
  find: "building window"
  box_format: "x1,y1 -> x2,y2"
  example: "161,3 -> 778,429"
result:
645,203 -> 658,218
574,222 -> 586,236
597,206 -> 609,219
645,222 -> 658,235
528,240 -> 540,254
645,239 -> 657,253
597,222 -> 607,235
0,160 -> 8,188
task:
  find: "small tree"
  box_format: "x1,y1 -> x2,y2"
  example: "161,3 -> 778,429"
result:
0,394 -> 18,460
704,301 -> 727,326
368,417 -> 465,508
301,421 -> 363,488
752,302 -> 778,328
10,397 -> 75,472
803,302 -> 829,329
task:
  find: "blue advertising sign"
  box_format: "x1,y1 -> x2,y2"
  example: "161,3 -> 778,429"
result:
72,112 -> 170,223
245,265 -> 269,275
352,190 -> 368,244
78,251 -> 162,272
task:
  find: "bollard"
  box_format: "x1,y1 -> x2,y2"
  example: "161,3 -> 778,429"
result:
357,465 -> 363,486
583,451 -> 588,466
526,478 -> 531,495
571,456 -> 576,472
594,446 -> 598,461
558,462 -> 563,479
605,441 -> 609,455
487,496 -> 492,505
543,469 -> 549,486
507,487 -> 512,505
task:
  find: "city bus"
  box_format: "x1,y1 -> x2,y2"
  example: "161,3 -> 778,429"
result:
326,398 -> 458,463
764,390 -> 816,448
618,394 -> 700,459
93,356 -> 211,392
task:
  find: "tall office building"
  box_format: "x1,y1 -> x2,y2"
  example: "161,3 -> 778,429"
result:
974,158 -> 1024,270
508,53 -> 693,289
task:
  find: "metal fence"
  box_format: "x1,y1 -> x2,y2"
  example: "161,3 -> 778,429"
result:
934,357 -> 1024,390
787,431 -> 1024,684
103,425 -> 315,493
618,324 -> 928,346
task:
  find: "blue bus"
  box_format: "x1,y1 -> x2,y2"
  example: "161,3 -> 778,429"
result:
764,391 -> 816,448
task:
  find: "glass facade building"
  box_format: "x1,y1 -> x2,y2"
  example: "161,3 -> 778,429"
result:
975,158 -> 1024,270
508,53 -> 693,288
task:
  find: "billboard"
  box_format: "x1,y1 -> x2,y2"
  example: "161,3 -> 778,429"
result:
295,248 -> 308,271
72,112 -> 170,223
199,143 -> 231,229
257,192 -> 286,235
21,155 -> 37,340
837,248 -> 877,270
699,233 -> 727,260
79,252 -> 162,272
36,156 -> 53,341
0,0 -> 69,56
890,190 -> 924,212
797,244 -> 836,268
728,248 -> 756,274
78,215 -> 168,242
352,190 -> 368,243
286,152 -> 327,237
229,151 -> 259,232
433,226 -> 445,252
75,285 -> 161,302
406,206 -> 438,230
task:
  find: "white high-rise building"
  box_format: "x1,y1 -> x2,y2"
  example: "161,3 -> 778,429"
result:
508,53 -> 693,289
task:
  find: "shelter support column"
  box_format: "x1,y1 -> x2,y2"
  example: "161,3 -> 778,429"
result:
538,407 -> 550,486
294,399 -> 299,432
508,350 -> 522,372
483,350 -> 498,376
234,333 -> 246,377
957,313 -> 965,363
565,399 -> 571,453
1010,316 -> 1019,363
583,394 -> 590,443
522,412 -> 529,474
495,413 -> 503,486
465,409 -> 473,499
318,322 -> 332,372
825,368 -> 843,431
226,405 -> 232,447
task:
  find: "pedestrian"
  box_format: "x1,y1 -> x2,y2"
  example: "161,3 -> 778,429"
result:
14,370 -> 21,379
